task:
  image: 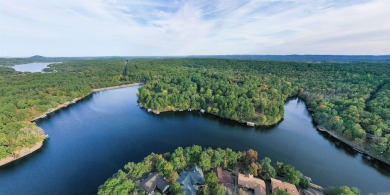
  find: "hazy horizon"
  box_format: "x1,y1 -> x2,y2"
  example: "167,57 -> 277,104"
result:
2,54 -> 390,58
1,0 -> 390,57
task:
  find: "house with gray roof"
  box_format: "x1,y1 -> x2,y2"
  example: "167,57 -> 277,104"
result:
177,166 -> 205,195
138,172 -> 169,195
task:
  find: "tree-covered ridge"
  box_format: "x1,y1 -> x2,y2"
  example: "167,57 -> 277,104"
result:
97,145 -> 359,195
130,58 -> 389,162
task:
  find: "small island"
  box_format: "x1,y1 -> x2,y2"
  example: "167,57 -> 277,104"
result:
98,146 -> 359,195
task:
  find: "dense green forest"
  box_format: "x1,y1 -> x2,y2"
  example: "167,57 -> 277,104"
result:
0,58 -> 389,164
97,145 -> 358,194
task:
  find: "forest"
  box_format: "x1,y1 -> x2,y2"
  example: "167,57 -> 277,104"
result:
130,58 -> 389,163
97,145 -> 359,195
0,57 -> 389,165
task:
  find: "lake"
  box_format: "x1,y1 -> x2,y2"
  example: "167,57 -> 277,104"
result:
0,86 -> 389,194
12,62 -> 61,72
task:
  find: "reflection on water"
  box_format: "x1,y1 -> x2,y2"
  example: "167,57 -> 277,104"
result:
0,86 -> 389,195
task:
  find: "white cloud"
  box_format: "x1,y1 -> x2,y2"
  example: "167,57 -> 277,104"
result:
0,0 -> 389,56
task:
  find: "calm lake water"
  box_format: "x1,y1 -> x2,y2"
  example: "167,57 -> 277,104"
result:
12,62 -> 61,72
0,86 -> 389,194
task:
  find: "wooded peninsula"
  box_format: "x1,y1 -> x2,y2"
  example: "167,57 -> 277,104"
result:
0,57 -> 389,165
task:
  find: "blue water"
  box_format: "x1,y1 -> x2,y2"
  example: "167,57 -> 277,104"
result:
12,62 -> 61,72
0,86 -> 389,194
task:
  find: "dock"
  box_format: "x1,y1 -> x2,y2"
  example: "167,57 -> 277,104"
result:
246,122 -> 255,127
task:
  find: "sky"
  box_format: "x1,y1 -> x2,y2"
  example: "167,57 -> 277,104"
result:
0,0 -> 389,57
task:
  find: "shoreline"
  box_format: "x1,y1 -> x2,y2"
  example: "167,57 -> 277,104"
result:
0,141 -> 43,166
31,83 -> 143,122
1,83 -> 143,167
316,125 -> 389,165
296,95 -> 389,165
141,97 -> 390,165
3,83 -> 388,167
139,105 -> 281,127
92,83 -> 143,92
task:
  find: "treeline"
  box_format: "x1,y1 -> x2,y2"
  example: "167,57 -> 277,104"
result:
97,145 -> 359,195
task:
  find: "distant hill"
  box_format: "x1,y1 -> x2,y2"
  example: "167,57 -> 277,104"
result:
30,55 -> 46,59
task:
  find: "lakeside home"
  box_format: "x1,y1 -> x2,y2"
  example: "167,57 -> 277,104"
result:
177,166 -> 205,195
217,168 -> 235,194
238,173 -> 266,195
136,172 -> 169,195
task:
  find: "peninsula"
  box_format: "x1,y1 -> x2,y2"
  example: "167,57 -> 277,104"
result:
98,145 -> 360,195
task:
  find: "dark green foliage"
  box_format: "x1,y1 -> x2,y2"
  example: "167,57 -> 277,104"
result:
97,170 -> 137,195
259,157 -> 276,179
136,59 -> 291,126
276,162 -> 304,185
204,172 -> 226,195
299,177 -> 310,189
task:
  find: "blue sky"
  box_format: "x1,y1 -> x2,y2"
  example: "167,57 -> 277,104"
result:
0,0 -> 389,57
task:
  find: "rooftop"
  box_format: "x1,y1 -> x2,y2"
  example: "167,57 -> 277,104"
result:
217,167 -> 234,185
177,166 -> 205,195
139,172 -> 169,194
271,178 -> 299,195
238,173 -> 266,195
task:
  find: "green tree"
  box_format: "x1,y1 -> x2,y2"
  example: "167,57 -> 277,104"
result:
259,157 -> 276,179
199,152 -> 212,171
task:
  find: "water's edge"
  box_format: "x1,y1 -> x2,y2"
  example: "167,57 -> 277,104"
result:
1,83 -> 388,169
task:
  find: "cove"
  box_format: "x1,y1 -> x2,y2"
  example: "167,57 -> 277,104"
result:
0,86 -> 389,194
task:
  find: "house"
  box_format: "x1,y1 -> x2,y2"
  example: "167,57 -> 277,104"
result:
217,168 -> 235,195
238,173 -> 266,195
138,172 -> 169,195
177,166 -> 205,195
270,178 -> 299,195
